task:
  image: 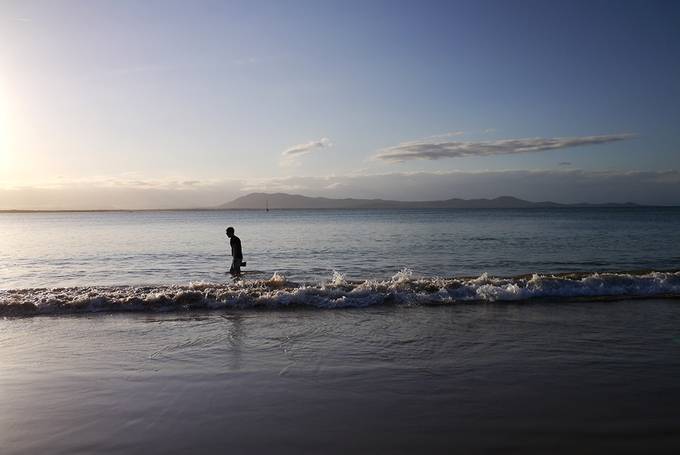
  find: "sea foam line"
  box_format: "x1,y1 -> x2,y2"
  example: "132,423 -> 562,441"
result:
1,270 -> 679,316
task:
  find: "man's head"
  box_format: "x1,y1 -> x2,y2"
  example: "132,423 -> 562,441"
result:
226,226 -> 235,238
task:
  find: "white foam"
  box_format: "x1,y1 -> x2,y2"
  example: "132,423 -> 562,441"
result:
329,270 -> 347,286
1,270 -> 679,316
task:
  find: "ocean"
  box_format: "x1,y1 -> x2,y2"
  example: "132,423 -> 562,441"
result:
2,207 -> 680,308
2,208 -> 680,453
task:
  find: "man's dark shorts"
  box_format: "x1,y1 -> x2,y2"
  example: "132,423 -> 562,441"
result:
230,258 -> 243,275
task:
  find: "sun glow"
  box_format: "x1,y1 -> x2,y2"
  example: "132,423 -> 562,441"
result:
0,73 -> 13,186
0,70 -> 43,188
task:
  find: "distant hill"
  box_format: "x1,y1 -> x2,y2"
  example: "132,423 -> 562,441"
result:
217,193 -> 641,210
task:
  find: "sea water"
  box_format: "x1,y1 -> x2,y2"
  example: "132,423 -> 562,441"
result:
2,208 -> 680,453
1,208 -> 680,314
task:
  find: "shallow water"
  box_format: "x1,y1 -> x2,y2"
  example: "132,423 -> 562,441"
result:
2,301 -> 680,454
3,208 -> 680,315
2,208 -> 680,289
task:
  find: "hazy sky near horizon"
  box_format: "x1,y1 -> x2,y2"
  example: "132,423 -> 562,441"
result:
1,0 -> 680,208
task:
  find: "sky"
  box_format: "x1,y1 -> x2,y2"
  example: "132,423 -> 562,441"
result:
1,0 -> 679,209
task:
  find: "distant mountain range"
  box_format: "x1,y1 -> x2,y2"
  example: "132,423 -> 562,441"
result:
218,193 -> 641,210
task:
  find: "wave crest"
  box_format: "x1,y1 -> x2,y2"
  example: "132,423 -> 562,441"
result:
1,270 -> 679,316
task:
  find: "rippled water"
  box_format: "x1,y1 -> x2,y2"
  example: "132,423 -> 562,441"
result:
2,208 -> 680,289
2,302 -> 680,454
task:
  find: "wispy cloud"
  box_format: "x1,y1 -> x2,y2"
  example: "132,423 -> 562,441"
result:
236,169 -> 680,205
375,133 -> 635,162
2,169 -> 679,210
232,57 -> 258,66
422,131 -> 465,140
282,137 -> 333,158
3,176 -> 216,192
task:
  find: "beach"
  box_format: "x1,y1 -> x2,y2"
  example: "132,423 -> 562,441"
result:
3,301 -> 680,454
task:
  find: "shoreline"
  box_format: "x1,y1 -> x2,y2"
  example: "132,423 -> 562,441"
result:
3,269 -> 679,317
2,205 -> 678,214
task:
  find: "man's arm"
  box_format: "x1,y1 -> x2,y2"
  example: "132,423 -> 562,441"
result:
235,238 -> 243,258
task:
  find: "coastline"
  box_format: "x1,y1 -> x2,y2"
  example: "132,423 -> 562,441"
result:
2,205 -> 678,214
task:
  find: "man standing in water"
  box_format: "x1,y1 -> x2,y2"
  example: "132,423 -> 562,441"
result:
226,226 -> 244,276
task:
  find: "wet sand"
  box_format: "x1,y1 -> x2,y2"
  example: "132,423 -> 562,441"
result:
2,301 -> 680,454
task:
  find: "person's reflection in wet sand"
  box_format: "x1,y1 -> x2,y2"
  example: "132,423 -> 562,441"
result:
221,313 -> 244,371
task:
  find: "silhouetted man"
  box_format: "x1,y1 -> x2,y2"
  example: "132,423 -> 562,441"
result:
226,226 -> 244,276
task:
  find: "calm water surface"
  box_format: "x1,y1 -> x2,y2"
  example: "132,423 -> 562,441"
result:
2,208 -> 679,288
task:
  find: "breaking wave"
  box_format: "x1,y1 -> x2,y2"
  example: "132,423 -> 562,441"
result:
1,269 -> 680,316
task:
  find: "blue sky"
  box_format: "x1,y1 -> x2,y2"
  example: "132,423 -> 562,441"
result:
1,0 -> 679,208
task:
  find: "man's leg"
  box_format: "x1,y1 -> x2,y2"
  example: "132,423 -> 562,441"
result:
231,258 -> 242,276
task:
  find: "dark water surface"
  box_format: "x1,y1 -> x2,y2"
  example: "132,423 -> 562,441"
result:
2,301 -> 679,454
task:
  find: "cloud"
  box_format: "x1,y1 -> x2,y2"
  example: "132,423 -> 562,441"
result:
423,131 -> 465,140
233,57 -> 259,66
2,169 -> 679,210
238,169 -> 680,205
0,177 -> 242,210
375,133 -> 635,162
282,137 -> 333,158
